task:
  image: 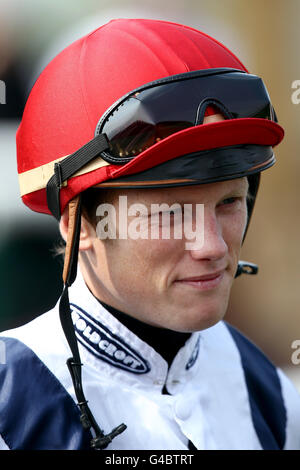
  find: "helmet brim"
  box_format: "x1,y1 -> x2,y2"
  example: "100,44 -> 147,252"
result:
95,117 -> 283,187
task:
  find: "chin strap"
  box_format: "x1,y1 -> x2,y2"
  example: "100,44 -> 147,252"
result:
59,195 -> 127,449
235,260 -> 258,278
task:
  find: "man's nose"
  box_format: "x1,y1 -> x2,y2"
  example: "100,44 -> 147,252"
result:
187,211 -> 228,261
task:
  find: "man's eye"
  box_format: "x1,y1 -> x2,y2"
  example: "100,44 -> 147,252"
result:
219,197 -> 239,206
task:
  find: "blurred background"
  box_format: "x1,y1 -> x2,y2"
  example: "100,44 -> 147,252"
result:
0,0 -> 299,389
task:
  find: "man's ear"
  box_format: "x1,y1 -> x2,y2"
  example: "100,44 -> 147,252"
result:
59,205 -> 94,251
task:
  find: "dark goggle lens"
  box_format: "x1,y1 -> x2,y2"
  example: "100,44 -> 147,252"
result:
97,70 -> 275,161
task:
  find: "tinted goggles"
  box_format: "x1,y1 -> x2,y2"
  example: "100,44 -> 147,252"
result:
95,68 -> 277,165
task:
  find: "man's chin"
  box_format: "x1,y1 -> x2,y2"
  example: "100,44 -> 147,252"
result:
163,305 -> 227,333
188,314 -> 225,333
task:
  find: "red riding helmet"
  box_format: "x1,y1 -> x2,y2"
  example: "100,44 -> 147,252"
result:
17,18 -> 283,221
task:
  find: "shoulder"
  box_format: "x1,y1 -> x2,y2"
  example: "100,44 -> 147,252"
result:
0,306 -> 66,357
223,321 -> 300,450
0,307 -> 92,450
224,321 -> 281,385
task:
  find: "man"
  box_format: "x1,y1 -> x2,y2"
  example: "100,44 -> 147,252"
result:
0,18 -> 299,450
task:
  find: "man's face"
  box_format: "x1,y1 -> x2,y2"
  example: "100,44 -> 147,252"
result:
79,177 -> 249,332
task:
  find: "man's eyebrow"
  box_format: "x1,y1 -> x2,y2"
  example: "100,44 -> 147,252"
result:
136,179 -> 250,206
146,200 -> 187,208
200,177 -> 248,194
225,185 -> 249,195
222,178 -> 249,193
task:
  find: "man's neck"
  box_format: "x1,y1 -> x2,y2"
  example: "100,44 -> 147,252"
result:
98,299 -> 192,369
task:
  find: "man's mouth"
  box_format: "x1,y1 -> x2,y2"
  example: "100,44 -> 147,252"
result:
174,270 -> 226,291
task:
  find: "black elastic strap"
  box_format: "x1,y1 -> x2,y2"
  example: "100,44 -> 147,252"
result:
60,294 -> 127,450
46,133 -> 110,220
59,197 -> 126,449
59,286 -> 113,448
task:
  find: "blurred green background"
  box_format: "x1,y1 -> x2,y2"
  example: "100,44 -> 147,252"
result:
0,0 -> 299,388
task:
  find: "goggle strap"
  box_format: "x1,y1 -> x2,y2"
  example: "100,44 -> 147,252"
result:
46,133 -> 110,220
